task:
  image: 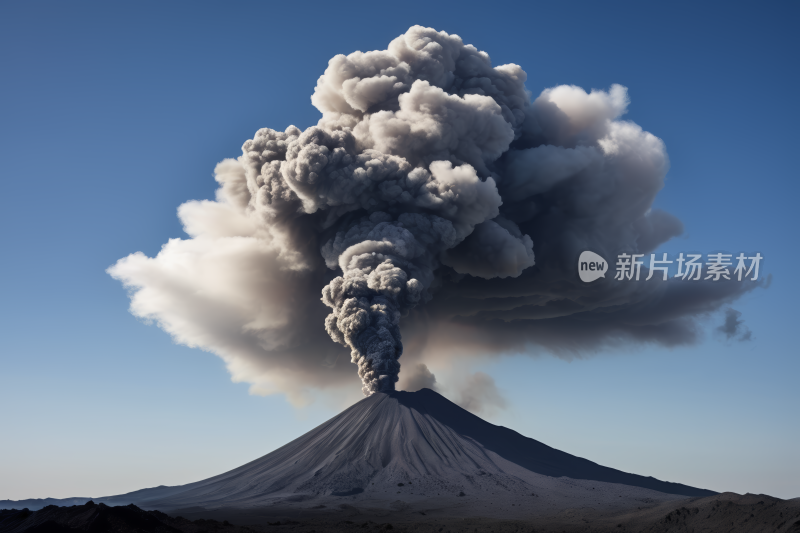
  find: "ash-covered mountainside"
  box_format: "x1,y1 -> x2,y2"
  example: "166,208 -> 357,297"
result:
392,389 -> 713,496
1,389 -> 713,514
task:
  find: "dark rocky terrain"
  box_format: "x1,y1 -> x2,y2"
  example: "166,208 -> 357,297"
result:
2,493 -> 799,533
0,501 -> 244,533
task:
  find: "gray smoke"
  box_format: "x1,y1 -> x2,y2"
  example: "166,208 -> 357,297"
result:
109,26 -> 762,402
457,372 -> 507,415
717,308 -> 752,342
401,363 -> 438,392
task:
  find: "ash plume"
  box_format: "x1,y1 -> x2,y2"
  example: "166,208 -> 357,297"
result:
109,26 -> 761,401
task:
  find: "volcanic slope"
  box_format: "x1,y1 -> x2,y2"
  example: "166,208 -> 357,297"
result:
1,389 -> 714,517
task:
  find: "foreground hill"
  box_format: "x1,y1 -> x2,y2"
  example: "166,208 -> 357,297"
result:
2,494 -> 799,533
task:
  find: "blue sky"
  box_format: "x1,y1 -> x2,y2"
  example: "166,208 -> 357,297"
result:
1,1 -> 798,500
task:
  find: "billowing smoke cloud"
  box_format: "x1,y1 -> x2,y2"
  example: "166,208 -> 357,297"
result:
109,26 -> 761,402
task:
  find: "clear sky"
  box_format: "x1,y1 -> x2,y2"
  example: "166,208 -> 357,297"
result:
1,0 -> 798,501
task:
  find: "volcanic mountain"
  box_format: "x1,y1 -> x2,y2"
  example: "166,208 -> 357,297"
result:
1,389 -> 714,517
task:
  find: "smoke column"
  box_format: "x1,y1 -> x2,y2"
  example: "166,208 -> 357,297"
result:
109,26 -> 759,400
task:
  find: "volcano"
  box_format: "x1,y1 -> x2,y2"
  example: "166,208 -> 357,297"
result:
1,389 -> 713,517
